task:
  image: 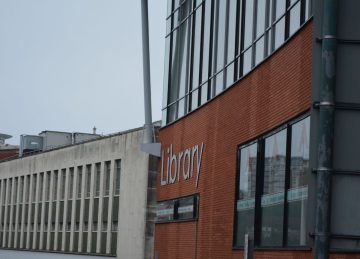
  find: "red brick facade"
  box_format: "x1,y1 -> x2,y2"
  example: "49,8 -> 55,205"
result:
0,149 -> 18,161
155,21 -> 335,259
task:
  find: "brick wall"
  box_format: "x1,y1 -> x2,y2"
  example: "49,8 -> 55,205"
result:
155,22 -> 313,259
0,150 -> 18,161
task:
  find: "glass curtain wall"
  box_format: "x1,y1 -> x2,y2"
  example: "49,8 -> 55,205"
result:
163,0 -> 313,125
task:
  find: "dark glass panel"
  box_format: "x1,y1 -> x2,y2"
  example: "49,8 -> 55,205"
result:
260,128 -> 287,246
235,143 -> 257,247
287,117 -> 310,246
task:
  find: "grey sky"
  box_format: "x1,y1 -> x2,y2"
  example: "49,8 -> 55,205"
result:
0,1 -> 166,145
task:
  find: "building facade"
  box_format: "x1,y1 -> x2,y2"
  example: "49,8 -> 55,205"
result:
0,126 -> 157,259
155,0 -> 360,259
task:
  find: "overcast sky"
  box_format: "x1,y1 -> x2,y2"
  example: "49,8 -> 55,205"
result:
0,1 -> 166,145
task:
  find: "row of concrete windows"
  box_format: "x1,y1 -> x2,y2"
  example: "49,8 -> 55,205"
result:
0,159 -> 121,255
162,0 -> 313,125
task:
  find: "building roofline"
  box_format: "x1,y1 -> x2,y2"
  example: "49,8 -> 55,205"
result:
0,121 -> 161,164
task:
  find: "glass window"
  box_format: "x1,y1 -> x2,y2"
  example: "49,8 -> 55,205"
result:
61,169 -> 66,200
13,177 -> 18,204
104,161 -> 111,196
261,128 -> 287,246
243,47 -> 252,75
167,0 -> 173,16
95,163 -> 101,197
86,165 -> 91,198
191,7 -> 202,106
46,172 -> 51,201
213,0 -> 227,94
235,142 -> 257,247
39,173 -> 43,202
77,166 -> 83,199
256,0 -> 266,38
178,18 -> 191,100
191,89 -> 199,111
226,0 -> 237,88
114,160 -> 121,196
53,172 -> 58,201
275,0 -> 286,20
69,168 -> 74,199
255,36 -> 265,65
287,117 -> 310,246
243,0 -> 254,49
32,175 -> 37,202
289,2 -> 301,36
19,176 -> 24,203
163,37 -> 171,110
200,0 -> 212,102
274,17 -> 285,49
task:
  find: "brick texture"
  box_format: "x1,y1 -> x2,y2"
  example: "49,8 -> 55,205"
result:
155,22 -> 353,259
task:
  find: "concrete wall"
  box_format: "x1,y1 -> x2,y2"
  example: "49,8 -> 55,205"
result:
0,127 -> 153,259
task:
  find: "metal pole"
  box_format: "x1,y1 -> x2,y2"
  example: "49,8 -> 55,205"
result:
141,0 -> 153,144
314,0 -> 338,258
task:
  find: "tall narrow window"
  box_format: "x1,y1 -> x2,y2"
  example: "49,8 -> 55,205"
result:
226,0 -> 237,88
114,160 -> 121,196
39,173 -> 44,202
61,169 -> 66,200
19,176 -> 24,203
287,117 -> 310,246
32,175 -> 37,202
95,163 -> 101,197
104,161 -> 111,196
190,5 -> 202,111
242,0 -> 254,75
13,177 -> 18,204
69,168 -> 74,199
260,129 -> 287,246
46,172 -> 51,201
77,166 -> 83,199
212,0 -> 227,95
86,165 -> 91,198
200,0 -> 212,105
235,142 -> 258,246
53,171 -> 58,201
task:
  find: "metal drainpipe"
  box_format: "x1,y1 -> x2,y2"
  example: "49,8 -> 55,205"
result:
141,0 -> 153,144
314,0 -> 338,258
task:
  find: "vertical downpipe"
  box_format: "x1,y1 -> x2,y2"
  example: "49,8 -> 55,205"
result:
314,0 -> 338,258
141,0 -> 153,144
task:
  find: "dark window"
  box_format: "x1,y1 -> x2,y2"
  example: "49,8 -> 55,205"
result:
286,116 -> 309,246
156,195 -> 198,223
104,161 -> 111,196
114,160 -> 121,196
234,142 -> 257,247
53,171 -> 58,201
261,129 -> 287,246
234,115 -> 310,248
85,165 -> 91,198
69,168 -> 74,199
77,166 -> 83,199
95,163 -> 101,197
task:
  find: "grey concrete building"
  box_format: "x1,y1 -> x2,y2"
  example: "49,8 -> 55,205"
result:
0,125 -> 158,259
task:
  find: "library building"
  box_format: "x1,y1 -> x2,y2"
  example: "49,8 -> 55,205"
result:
155,0 -> 360,259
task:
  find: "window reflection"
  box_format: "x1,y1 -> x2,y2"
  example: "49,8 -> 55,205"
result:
261,129 -> 287,246
287,117 -> 310,246
235,142 -> 257,247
